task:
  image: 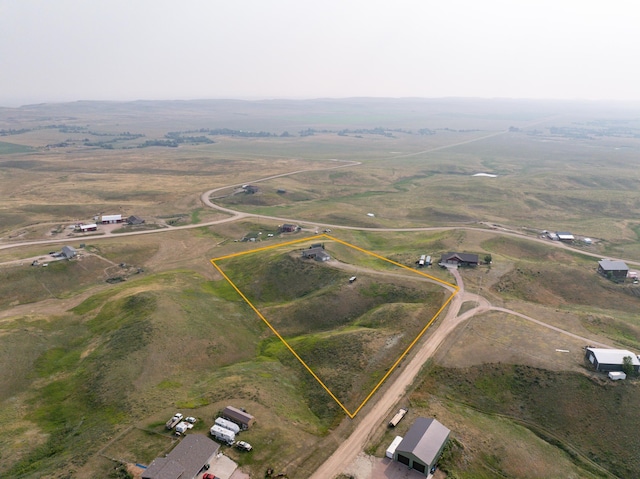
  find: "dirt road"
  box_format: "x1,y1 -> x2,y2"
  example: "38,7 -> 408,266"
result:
308,265 -> 613,479
308,268 -> 476,479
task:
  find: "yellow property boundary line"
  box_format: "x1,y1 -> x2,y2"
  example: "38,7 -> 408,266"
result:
210,234 -> 459,418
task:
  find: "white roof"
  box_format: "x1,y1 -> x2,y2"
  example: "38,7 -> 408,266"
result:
386,436 -> 404,458
587,348 -> 640,366
556,232 -> 574,240
80,223 -> 97,229
101,214 -> 122,221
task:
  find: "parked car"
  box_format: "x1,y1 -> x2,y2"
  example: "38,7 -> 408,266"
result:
185,416 -> 197,424
235,440 -> 253,451
203,473 -> 220,479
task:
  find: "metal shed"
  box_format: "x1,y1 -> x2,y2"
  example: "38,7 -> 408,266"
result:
586,347 -> 640,372
222,406 -> 255,429
394,417 -> 450,476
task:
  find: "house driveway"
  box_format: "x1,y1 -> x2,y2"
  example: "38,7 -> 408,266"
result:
343,454 -> 439,479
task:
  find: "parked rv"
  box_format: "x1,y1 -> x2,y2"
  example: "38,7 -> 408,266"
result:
210,424 -> 236,445
388,407 -> 408,427
215,417 -> 240,434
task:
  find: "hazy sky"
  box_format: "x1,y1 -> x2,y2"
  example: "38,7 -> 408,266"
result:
1,0 -> 639,106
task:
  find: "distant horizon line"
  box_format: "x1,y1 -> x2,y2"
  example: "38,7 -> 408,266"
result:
2,95 -> 640,109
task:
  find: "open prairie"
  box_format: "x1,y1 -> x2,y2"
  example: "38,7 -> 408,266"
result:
1,99 -> 640,478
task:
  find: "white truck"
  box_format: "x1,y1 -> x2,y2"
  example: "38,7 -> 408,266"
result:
166,413 -> 183,430
210,424 -> 236,445
388,407 -> 408,427
215,417 -> 241,434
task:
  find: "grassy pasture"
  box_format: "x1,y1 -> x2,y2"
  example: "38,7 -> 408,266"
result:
216,241 -> 450,415
413,363 -> 640,479
2,99 -> 640,478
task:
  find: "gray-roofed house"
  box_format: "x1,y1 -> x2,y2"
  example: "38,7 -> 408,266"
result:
61,246 -> 77,259
439,252 -> 479,267
142,434 -> 219,479
302,245 -> 330,262
222,405 -> 255,429
585,347 -> 640,373
394,417 -> 450,476
598,259 -> 629,281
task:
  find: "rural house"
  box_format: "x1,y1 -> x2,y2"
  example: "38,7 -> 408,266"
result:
61,246 -> 77,259
439,252 -> 479,267
585,347 -> 640,373
142,434 -> 219,479
597,259 -> 629,281
222,405 -> 255,429
394,417 -> 450,476
302,245 -> 330,262
280,223 -> 299,233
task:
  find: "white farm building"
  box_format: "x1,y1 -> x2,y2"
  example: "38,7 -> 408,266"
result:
585,347 -> 640,373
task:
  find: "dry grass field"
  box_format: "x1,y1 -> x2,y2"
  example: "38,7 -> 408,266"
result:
1,99 -> 640,478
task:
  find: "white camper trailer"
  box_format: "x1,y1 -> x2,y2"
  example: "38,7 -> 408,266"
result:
210,424 -> 236,445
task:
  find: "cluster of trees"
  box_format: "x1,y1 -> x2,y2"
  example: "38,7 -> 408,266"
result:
165,132 -> 215,144
170,128 -> 277,138
548,125 -> 640,139
0,128 -> 31,136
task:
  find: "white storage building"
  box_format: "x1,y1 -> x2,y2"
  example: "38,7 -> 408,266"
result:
386,436 -> 403,459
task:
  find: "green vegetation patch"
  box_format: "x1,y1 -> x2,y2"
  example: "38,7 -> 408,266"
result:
0,141 -> 33,154
222,252 -> 344,304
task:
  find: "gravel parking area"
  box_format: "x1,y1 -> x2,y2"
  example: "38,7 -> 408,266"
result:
343,453 -> 436,479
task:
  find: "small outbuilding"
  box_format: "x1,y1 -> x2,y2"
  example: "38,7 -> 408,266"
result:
222,406 -> 255,430
61,246 -> 77,259
142,434 -> 219,479
598,259 -> 629,281
386,435 -> 404,459
394,417 -> 450,476
585,347 -> 640,373
127,215 -> 145,225
556,232 -> 575,242
439,252 -> 478,267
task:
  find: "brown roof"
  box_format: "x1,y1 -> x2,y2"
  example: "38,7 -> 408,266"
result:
222,406 -> 254,426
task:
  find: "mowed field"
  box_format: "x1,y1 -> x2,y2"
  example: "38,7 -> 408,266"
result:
1,99 -> 640,478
